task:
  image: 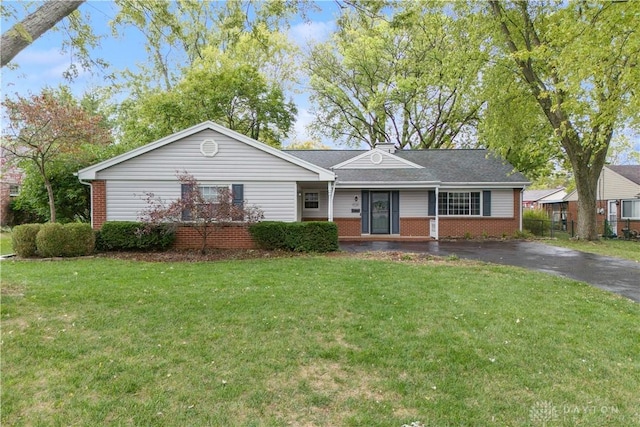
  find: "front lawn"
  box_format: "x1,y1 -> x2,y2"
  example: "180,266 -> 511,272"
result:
2,255 -> 638,426
0,232 -> 13,255
543,232 -> 640,262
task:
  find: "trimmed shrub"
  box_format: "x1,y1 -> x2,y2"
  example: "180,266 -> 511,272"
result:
35,223 -> 95,257
64,223 -> 95,256
249,221 -> 338,252
523,209 -> 551,236
11,223 -> 42,257
98,221 -> 175,251
35,223 -> 67,257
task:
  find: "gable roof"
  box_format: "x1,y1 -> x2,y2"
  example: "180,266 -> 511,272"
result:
332,148 -> 423,169
285,149 -> 529,186
523,188 -> 565,203
77,121 -> 335,181
607,165 -> 640,185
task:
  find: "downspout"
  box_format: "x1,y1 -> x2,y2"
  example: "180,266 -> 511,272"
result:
435,186 -> 439,240
328,181 -> 335,222
520,188 -> 524,232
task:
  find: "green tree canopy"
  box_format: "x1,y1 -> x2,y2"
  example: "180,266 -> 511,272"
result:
307,1 -> 484,149
479,0 -> 640,240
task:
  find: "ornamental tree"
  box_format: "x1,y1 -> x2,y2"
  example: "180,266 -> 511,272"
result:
2,90 -> 112,222
139,172 -> 264,253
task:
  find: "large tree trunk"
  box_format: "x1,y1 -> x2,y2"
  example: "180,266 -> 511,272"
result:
567,139 -> 608,241
44,177 -> 57,223
573,169 -> 600,241
1,1 -> 85,67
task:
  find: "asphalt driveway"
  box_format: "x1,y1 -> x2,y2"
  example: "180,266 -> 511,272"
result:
340,240 -> 640,303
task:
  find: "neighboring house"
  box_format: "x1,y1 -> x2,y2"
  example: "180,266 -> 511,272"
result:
0,147 -> 24,226
564,165 -> 640,237
523,188 -> 566,209
523,188 -> 568,228
77,121 -> 530,249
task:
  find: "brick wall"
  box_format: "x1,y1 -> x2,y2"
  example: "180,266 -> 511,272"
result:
400,218 -> 430,237
333,218 -> 361,236
438,217 -> 520,238
92,180 -> 107,230
174,224 -> 255,249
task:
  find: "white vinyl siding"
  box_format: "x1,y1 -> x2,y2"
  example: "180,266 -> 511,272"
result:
567,167 -> 640,202
399,190 -> 428,217
106,180 -> 298,222
333,190 -> 361,218
491,189 -> 514,217
334,151 -> 420,169
106,181 -> 177,221
96,129 -> 320,182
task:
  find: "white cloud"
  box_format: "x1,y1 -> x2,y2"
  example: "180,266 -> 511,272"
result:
288,20 -> 335,46
14,47 -> 67,66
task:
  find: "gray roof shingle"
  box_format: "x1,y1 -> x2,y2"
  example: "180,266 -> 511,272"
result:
283,149 -> 529,185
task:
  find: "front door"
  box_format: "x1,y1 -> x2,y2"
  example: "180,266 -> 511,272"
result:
371,192 -> 390,234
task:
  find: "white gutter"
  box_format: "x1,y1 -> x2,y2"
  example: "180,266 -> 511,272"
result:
520,187 -> 525,232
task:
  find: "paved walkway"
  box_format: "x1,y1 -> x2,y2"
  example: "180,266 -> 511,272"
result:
340,240 -> 640,303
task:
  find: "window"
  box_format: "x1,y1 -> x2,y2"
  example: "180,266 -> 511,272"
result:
199,186 -> 225,203
304,192 -> 319,209
622,199 -> 640,219
9,184 -> 20,197
438,192 -> 481,216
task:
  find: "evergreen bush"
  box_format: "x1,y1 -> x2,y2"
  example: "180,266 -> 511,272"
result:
35,223 -> 67,257
249,221 -> 338,252
11,223 -> 42,257
98,221 -> 175,251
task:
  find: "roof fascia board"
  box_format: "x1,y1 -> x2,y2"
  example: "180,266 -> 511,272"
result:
336,181 -> 441,189
441,182 -> 530,188
332,148 -> 423,169
78,121 -> 335,181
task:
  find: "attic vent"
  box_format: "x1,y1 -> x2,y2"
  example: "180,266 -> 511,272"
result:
370,152 -> 383,164
200,139 -> 218,157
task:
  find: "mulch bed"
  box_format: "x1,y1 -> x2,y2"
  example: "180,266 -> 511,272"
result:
96,249 -> 457,265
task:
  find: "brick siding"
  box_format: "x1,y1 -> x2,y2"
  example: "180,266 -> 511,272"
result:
91,180 -> 107,230
438,217 -> 520,239
400,218 -> 430,237
333,218 -> 361,236
174,224 -> 255,249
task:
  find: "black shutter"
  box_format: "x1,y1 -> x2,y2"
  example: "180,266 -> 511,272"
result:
483,190 -> 491,217
232,184 -> 244,220
232,184 -> 244,207
181,184 -> 194,220
391,191 -> 400,234
428,190 -> 436,217
361,191 -> 369,234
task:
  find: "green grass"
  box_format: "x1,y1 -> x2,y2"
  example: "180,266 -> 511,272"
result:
2,256 -> 639,426
0,232 -> 13,255
542,232 -> 640,262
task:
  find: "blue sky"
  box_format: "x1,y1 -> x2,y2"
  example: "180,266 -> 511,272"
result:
1,0 -> 339,146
